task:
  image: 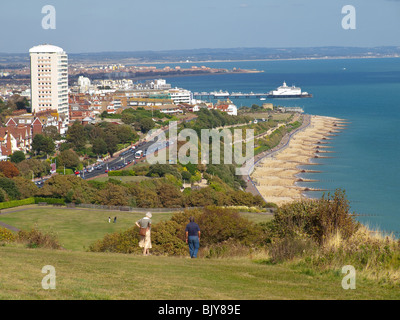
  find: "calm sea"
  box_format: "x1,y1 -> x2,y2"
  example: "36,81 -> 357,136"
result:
159,58 -> 400,234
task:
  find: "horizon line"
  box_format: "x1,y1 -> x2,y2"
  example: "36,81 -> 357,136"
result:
1,45 -> 400,55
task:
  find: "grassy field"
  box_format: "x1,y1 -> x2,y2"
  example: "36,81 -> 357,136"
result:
0,206 -> 174,251
1,245 -> 399,300
0,206 -> 272,251
1,205 -> 399,300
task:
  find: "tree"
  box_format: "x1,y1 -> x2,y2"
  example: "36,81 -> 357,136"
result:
10,151 -> 26,164
105,133 -> 118,157
138,117 -> 155,133
17,159 -> 51,179
12,177 -> 38,199
96,183 -> 129,206
0,177 -> 21,200
156,183 -> 183,208
43,126 -> 61,141
92,138 -> 108,156
121,113 -> 136,125
57,150 -> 81,169
181,170 -> 192,182
37,175 -> 95,204
66,122 -> 86,151
32,134 -> 55,156
0,161 -> 20,178
147,164 -> 181,180
116,124 -> 137,144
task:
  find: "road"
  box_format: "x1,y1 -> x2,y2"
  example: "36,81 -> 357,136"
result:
34,124 -> 179,186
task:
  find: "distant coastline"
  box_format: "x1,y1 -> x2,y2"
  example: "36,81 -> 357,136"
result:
129,55 -> 400,66
2,46 -> 400,66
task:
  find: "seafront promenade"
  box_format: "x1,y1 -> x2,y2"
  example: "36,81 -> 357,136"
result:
246,114 -> 348,206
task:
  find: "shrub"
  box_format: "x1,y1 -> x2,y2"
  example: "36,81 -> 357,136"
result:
151,220 -> 188,256
89,227 -> 141,254
0,227 -> 15,243
0,187 -> 8,203
17,228 -> 62,249
195,206 -> 267,247
89,207 -> 269,256
272,189 -> 358,245
0,177 -> 21,200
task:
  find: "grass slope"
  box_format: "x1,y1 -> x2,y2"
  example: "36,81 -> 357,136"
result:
0,245 -> 399,300
0,206 -> 174,251
0,206 -> 271,251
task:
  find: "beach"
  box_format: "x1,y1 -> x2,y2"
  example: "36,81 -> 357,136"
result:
251,115 -> 348,206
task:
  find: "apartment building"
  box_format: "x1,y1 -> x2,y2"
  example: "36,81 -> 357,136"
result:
29,44 -> 69,122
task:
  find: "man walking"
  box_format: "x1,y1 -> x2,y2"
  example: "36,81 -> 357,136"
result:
185,217 -> 201,259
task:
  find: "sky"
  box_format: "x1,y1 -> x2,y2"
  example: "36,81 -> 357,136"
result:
0,0 -> 399,53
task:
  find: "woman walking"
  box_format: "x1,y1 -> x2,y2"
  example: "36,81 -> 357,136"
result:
135,212 -> 152,256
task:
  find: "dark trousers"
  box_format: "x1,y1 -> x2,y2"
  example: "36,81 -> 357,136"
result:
188,236 -> 200,258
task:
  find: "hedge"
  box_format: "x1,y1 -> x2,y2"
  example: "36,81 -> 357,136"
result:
0,198 -> 35,210
34,197 -> 66,205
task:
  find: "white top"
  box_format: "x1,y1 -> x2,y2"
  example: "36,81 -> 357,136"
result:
29,44 -> 65,54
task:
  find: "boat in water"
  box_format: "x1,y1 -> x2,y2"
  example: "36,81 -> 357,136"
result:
267,81 -> 312,98
211,90 -> 230,97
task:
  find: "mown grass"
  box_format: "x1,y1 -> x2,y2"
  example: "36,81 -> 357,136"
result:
0,206 -> 272,251
1,205 -> 398,300
0,206 -> 173,251
0,245 -> 399,300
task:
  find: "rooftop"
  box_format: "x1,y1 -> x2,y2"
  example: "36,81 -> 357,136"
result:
29,44 -> 65,54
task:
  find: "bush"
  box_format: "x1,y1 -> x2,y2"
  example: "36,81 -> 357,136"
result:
272,189 -> 358,245
0,227 -> 15,243
0,177 -> 21,200
89,227 -> 141,254
89,207 -> 269,256
0,198 -> 35,210
17,228 -> 62,249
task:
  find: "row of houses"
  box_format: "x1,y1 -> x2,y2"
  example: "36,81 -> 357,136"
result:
0,110 -> 65,158
68,90 -> 238,122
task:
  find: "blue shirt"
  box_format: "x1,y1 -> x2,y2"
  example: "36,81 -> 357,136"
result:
185,222 -> 200,237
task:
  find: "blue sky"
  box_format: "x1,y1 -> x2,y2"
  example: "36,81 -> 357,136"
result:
0,0 -> 399,53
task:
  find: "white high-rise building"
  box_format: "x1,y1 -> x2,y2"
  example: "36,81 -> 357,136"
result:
29,44 -> 69,122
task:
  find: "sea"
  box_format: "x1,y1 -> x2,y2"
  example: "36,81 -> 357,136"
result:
146,58 -> 400,235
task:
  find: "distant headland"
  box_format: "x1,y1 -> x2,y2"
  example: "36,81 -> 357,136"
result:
1,46 -> 399,66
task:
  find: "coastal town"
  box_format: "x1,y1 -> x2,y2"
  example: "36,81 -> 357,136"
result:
0,45 -> 295,163
0,43 -> 347,206
2,0 -> 400,304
